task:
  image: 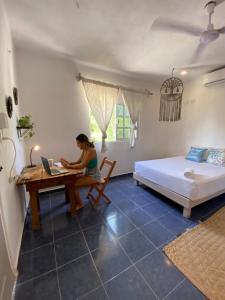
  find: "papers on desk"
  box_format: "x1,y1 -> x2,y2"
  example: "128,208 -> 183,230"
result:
54,162 -> 63,167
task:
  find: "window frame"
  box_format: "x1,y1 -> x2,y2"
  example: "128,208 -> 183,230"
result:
89,103 -> 133,143
116,104 -> 131,141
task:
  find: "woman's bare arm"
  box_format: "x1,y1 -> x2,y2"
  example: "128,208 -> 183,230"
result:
63,150 -> 94,170
60,158 -> 69,166
60,152 -> 83,167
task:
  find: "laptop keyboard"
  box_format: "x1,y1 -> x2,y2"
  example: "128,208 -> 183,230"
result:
51,169 -> 60,175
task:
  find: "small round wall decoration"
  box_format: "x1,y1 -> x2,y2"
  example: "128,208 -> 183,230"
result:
13,87 -> 18,105
6,96 -> 13,118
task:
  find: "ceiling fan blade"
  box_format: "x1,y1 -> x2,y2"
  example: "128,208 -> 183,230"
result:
190,42 -> 208,64
151,18 -> 203,36
176,64 -> 212,70
175,63 -> 221,71
215,0 -> 225,6
218,26 -> 225,34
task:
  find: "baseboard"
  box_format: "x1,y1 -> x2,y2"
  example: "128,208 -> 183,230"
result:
14,223 -> 23,277
11,281 -> 16,300
110,172 -> 132,179
39,186 -> 65,195
38,173 -> 133,195
39,185 -> 64,194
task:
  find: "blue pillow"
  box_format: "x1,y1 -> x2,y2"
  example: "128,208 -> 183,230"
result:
186,147 -> 207,162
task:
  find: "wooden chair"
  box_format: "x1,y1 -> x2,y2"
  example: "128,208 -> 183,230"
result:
87,157 -> 116,206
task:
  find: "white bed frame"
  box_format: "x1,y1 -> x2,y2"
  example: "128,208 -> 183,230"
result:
133,172 -> 225,218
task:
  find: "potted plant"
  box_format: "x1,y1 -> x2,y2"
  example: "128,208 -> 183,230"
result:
17,115 -> 35,138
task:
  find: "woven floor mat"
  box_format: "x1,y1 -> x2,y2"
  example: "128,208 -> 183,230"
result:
164,206 -> 225,300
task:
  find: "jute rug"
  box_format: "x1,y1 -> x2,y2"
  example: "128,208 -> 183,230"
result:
164,207 -> 225,300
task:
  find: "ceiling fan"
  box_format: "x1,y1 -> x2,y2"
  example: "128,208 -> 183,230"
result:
151,0 -> 225,64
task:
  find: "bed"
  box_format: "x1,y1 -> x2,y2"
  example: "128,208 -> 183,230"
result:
133,156 -> 225,218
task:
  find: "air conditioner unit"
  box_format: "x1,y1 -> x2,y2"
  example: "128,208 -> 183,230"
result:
203,68 -> 225,86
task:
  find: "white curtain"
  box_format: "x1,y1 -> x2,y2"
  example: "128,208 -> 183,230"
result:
122,90 -> 147,148
82,81 -> 118,152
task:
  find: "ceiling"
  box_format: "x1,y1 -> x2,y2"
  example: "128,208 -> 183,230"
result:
4,0 -> 225,80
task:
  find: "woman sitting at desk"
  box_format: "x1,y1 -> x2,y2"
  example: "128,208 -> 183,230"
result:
60,133 -> 101,215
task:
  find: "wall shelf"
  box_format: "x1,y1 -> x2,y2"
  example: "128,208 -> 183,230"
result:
16,126 -> 32,139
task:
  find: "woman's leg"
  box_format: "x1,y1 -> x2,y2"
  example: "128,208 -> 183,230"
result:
73,175 -> 98,209
74,188 -> 84,210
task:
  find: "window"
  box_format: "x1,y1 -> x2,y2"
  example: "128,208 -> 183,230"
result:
116,104 -> 131,140
90,104 -> 131,142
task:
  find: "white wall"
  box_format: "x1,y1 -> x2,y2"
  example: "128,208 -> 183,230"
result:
16,47 -> 167,176
0,0 -> 26,277
16,45 -> 225,177
0,196 -> 14,300
162,77 -> 225,156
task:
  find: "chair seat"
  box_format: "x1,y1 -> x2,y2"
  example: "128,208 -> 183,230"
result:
97,178 -> 105,184
87,157 -> 116,206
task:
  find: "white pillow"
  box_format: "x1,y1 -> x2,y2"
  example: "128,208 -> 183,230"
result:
206,149 -> 225,166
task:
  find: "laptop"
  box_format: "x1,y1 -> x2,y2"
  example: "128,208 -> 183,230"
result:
41,156 -> 69,176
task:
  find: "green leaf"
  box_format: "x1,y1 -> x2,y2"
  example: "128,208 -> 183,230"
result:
124,117 -> 130,127
116,104 -> 124,116
117,128 -> 123,139
124,128 -> 130,139
117,117 -> 123,127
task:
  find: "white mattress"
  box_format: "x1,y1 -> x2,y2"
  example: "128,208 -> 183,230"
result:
135,156 -> 225,201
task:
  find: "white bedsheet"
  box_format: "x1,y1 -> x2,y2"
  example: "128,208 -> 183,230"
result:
135,156 -> 225,200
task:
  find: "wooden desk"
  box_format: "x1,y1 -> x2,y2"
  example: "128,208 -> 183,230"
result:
17,166 -> 82,230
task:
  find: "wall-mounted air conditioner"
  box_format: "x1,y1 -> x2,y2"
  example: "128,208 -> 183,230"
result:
203,68 -> 225,86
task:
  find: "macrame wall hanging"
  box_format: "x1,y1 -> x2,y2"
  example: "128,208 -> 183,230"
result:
159,68 -> 184,122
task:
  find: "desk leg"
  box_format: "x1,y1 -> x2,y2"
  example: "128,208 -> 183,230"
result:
65,188 -> 70,204
29,190 -> 40,230
66,184 -> 76,216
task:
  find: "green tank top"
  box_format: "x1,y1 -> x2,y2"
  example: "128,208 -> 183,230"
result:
85,156 -> 101,180
80,152 -> 100,179
87,157 -> 98,169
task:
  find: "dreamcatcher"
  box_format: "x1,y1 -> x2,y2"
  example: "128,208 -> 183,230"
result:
159,68 -> 184,121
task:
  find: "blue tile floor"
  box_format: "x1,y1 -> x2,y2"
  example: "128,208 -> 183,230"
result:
14,175 -> 225,300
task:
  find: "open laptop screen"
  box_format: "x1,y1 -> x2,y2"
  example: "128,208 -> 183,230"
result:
41,156 -> 51,175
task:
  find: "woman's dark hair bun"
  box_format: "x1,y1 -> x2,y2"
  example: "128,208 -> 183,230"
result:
89,141 -> 94,148
76,133 -> 94,148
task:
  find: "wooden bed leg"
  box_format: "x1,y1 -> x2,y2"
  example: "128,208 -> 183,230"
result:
134,180 -> 140,186
183,207 -> 191,218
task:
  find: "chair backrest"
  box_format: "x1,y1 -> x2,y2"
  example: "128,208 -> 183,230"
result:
99,157 -> 116,184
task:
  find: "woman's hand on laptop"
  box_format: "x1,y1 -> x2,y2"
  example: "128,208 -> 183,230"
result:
60,158 -> 70,168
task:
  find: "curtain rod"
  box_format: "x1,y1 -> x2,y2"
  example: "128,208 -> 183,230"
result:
76,73 -> 153,96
